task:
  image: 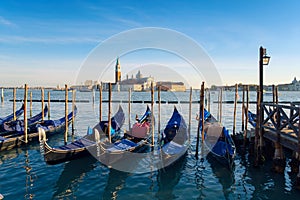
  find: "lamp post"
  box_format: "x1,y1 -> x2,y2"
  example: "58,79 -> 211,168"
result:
259,46 -> 271,123
259,46 -> 271,106
257,46 -> 270,164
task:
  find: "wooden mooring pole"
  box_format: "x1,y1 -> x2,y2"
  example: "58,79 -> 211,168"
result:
254,85 -> 264,166
24,84 -> 28,143
233,84 -> 238,135
272,85 -> 283,170
207,88 -> 210,113
254,86 -> 260,157
188,87 -> 192,142
41,88 -> 44,121
157,86 -> 161,142
272,141 -> 285,173
1,88 -> 3,103
244,85 -> 249,143
218,87 -> 223,123
272,85 -> 275,103
92,89 -> 95,105
72,89 -> 76,134
64,84 -> 68,145
128,88 -> 131,131
201,83 -> 205,143
13,88 -> 16,121
241,85 -> 245,132
99,83 -> 102,122
195,82 -> 205,158
151,82 -> 154,147
217,88 -> 220,121
30,91 -> 32,117
108,83 -> 112,143
48,91 -> 50,120
275,86 -> 278,104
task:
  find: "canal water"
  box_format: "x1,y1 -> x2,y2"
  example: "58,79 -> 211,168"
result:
0,89 -> 300,199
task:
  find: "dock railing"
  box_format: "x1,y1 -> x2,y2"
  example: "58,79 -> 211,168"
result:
262,102 -> 299,151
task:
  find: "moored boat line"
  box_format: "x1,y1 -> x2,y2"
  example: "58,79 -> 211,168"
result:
1,83 -> 300,191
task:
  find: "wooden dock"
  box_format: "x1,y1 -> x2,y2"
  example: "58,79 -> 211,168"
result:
261,103 -> 299,152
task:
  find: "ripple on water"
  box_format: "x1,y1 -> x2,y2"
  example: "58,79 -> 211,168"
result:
1,91 -> 300,199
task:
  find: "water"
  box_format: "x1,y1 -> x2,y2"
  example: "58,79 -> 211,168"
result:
0,89 -> 300,199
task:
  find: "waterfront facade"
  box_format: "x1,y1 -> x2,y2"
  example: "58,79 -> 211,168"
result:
74,58 -> 186,92
278,77 -> 300,91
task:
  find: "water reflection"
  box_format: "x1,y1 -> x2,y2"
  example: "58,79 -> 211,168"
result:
24,150 -> 37,200
155,153 -> 187,200
52,156 -> 97,199
102,168 -> 131,200
1,90 -> 300,199
207,153 -> 235,200
0,148 -> 22,165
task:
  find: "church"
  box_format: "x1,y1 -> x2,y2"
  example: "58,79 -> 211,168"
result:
102,58 -> 186,92
109,58 -> 155,91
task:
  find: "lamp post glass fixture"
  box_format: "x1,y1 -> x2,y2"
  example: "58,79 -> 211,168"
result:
262,48 -> 271,65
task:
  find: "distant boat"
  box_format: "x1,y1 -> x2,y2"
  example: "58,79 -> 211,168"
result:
264,91 -> 273,96
78,87 -> 93,92
52,85 -> 65,91
52,88 -> 65,91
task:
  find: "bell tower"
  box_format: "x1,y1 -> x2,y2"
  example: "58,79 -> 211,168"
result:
115,57 -> 121,83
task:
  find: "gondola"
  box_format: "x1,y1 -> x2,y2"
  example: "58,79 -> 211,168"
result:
39,105 -> 125,165
200,109 -> 236,169
0,105 -> 48,136
0,106 -> 77,151
247,110 -> 257,127
159,106 -> 188,168
99,105 -> 153,168
0,104 -> 24,125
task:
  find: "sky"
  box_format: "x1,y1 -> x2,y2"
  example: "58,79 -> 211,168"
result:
0,0 -> 300,88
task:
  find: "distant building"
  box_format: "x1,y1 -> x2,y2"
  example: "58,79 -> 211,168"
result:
156,81 -> 186,92
84,80 -> 93,86
73,58 -> 187,92
278,77 -> 300,91
290,77 -> 300,90
99,58 -> 122,91
120,70 -> 155,91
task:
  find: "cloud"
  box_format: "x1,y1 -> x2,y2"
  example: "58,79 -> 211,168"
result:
0,35 -> 101,44
109,17 -> 141,27
0,16 -> 15,26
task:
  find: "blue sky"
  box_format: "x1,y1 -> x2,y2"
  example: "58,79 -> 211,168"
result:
0,0 -> 300,87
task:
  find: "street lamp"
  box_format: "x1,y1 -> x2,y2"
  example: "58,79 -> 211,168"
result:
257,46 -> 271,164
259,46 -> 271,105
263,55 -> 271,65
